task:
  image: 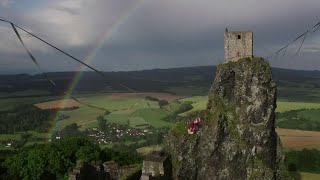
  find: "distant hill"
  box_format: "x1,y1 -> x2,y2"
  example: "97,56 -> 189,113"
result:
1,66 -> 320,97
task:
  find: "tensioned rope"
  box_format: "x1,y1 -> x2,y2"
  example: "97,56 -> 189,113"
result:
1,18 -> 177,114
10,23 -> 109,111
10,18 -> 320,114
267,19 -> 320,60
0,18 -> 135,93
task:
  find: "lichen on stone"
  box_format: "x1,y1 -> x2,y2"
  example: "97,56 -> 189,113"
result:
165,57 -> 282,180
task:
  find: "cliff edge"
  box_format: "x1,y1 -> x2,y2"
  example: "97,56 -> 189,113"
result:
165,57 -> 283,180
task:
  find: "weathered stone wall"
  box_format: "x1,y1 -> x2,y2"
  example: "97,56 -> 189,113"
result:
69,161 -> 142,180
103,161 -> 119,180
142,161 -> 164,176
73,163 -> 109,180
141,152 -> 172,180
224,31 -> 253,62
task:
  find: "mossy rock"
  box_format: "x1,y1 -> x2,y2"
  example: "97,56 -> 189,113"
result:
165,57 -> 281,180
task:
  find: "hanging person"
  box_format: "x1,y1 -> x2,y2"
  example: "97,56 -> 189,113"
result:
187,117 -> 201,134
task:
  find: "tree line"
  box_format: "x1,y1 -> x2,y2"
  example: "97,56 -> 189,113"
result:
0,105 -> 56,134
276,109 -> 320,131
285,148 -> 320,174
1,138 -> 142,180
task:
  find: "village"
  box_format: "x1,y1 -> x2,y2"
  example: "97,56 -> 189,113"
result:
84,125 -> 154,145
51,122 -> 164,146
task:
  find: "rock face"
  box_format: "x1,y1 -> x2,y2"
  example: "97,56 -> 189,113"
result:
166,57 -> 282,180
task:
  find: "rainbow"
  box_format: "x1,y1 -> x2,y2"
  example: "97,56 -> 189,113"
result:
48,0 -> 146,140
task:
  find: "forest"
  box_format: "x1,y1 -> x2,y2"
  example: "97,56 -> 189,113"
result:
1,138 -> 142,180
0,105 -> 57,134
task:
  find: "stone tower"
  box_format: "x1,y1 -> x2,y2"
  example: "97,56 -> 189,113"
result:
224,29 -> 253,62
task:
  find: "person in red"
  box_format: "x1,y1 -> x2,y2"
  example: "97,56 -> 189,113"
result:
187,117 -> 201,134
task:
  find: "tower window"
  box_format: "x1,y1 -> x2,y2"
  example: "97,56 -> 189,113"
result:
237,35 -> 241,39
237,52 -> 240,57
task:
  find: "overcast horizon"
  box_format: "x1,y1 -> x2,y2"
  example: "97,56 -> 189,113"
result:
0,0 -> 320,74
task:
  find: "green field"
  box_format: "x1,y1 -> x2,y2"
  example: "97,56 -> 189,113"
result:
0,96 -> 62,111
0,131 -> 50,150
130,108 -> 173,128
0,93 -> 175,148
278,87 -> 320,103
2,91 -> 320,159
56,106 -> 105,130
163,101 -> 181,113
179,96 -> 208,116
297,109 -> 320,121
3,93 -> 320,134
54,94 -> 172,130
0,133 -> 22,141
288,172 -> 320,180
300,172 -> 320,180
2,93 -> 320,136
0,131 -> 49,141
167,86 -> 209,96
286,144 -> 320,151
175,95 -> 320,114
276,101 -> 320,113
136,145 -> 163,155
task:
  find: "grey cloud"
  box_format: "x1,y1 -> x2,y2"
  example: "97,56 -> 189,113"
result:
54,7 -> 79,15
1,0 -> 320,74
0,0 -> 14,8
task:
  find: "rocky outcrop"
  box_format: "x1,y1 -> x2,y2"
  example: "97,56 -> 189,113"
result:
166,57 -> 282,180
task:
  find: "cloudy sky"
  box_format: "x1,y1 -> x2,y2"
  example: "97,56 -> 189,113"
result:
0,0 -> 319,74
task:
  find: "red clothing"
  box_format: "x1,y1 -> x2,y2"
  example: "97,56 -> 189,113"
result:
188,120 -> 200,132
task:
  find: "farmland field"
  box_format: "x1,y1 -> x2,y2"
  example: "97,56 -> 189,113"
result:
167,86 -> 209,96
175,95 -> 320,114
2,91 -> 320,160
3,64 -> 320,178
110,92 -> 182,101
0,92 -> 178,146
0,131 -> 50,150
276,101 -> 320,112
35,99 -> 80,109
179,96 -> 208,115
300,172 -> 320,180
47,93 -> 176,130
0,95 -> 62,111
276,128 -> 320,149
136,145 -> 163,155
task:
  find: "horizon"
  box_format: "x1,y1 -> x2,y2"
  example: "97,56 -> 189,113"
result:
1,62 -> 320,76
0,0 -> 319,74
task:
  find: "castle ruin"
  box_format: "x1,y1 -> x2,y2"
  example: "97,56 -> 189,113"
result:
141,151 -> 172,180
224,29 -> 253,62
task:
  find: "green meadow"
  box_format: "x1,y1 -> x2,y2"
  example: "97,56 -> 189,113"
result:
0,95 -> 62,111
297,109 -> 320,121
179,96 -> 208,116
0,131 -> 50,150
276,101 -> 320,112
55,94 -> 174,130
2,89 -> 320,170
177,95 -> 320,114
2,92 -> 320,139
300,172 -> 320,180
